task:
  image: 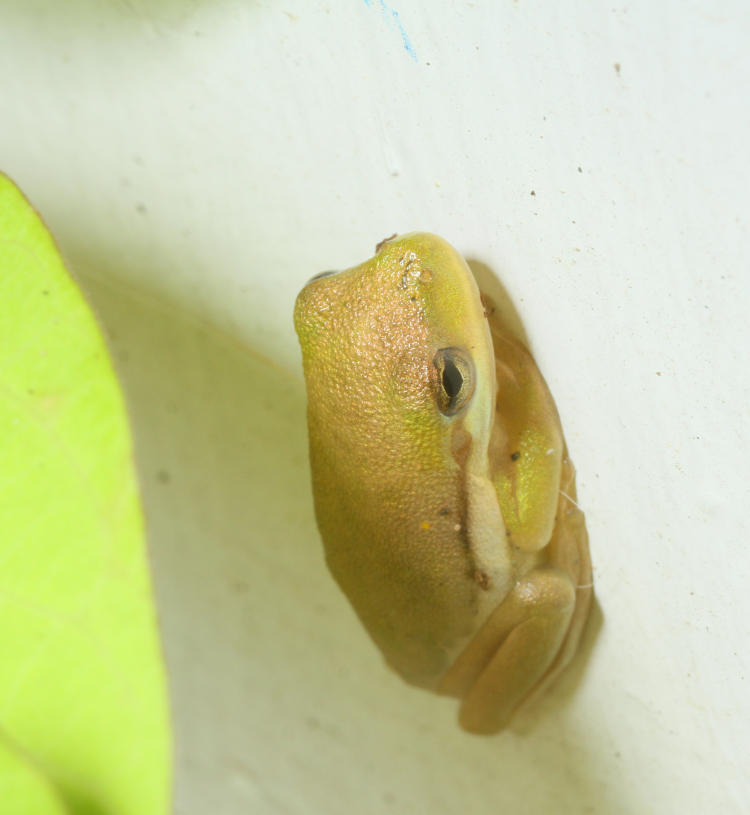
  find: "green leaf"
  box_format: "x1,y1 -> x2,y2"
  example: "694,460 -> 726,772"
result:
0,174 -> 171,815
0,735 -> 70,815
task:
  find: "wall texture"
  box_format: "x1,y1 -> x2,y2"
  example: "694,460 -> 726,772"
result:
2,2 -> 748,813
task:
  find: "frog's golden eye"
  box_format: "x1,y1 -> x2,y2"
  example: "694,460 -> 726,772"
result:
432,348 -> 475,415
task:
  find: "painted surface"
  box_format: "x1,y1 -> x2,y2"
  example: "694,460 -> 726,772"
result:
1,2 -> 748,813
363,0 -> 418,61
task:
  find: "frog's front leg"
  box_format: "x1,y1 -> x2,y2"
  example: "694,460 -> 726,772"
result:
438,569 -> 576,734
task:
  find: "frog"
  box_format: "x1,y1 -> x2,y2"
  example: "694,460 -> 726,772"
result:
293,233 -> 592,734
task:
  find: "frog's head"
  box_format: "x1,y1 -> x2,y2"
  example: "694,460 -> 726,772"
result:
294,232 -> 496,478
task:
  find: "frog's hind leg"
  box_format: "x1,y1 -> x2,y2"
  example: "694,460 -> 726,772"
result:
521,456 -> 594,708
438,568 -> 576,735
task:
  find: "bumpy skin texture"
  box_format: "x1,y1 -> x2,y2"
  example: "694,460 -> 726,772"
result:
294,233 -> 592,733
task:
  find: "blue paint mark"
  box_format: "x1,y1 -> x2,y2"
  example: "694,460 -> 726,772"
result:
362,0 -> 418,62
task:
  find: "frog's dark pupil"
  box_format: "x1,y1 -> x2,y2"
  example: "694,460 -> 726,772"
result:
442,358 -> 463,400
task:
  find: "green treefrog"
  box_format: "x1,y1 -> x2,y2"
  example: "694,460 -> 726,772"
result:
294,233 -> 592,734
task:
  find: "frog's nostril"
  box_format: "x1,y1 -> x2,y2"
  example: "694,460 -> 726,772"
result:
307,269 -> 338,283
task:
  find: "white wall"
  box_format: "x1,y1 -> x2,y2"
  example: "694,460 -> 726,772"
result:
2,2 -> 748,813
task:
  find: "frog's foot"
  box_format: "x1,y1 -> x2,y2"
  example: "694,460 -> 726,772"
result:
437,569 -> 576,734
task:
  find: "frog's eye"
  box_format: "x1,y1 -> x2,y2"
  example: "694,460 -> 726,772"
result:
432,348 -> 475,415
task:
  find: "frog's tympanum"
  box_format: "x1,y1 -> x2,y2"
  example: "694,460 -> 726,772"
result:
294,233 -> 592,734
